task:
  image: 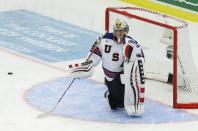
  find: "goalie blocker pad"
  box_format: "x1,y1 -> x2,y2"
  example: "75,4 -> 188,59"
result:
68,60 -> 94,79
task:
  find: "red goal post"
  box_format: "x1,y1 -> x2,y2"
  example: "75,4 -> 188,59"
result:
105,7 -> 198,109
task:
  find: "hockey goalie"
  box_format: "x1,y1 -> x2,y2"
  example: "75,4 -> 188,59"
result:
69,19 -> 145,116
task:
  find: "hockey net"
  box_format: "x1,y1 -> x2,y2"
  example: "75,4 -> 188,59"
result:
105,7 -> 198,108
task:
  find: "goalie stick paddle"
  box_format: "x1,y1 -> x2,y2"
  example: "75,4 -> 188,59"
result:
36,36 -> 103,119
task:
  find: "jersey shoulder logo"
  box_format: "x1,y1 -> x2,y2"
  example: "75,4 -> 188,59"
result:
128,38 -> 140,48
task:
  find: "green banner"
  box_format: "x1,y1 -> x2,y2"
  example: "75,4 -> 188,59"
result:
157,0 -> 198,12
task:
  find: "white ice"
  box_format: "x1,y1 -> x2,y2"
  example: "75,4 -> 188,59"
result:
0,0 -> 198,131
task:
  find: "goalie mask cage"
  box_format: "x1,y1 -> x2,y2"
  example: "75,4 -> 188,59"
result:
105,7 -> 198,109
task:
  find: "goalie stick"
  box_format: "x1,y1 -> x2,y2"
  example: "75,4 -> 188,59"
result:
37,78 -> 75,118
37,36 -> 102,118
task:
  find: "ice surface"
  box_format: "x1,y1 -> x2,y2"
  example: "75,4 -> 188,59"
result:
0,0 -> 198,131
25,77 -> 198,124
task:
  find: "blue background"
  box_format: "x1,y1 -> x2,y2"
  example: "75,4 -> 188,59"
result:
0,10 -> 99,62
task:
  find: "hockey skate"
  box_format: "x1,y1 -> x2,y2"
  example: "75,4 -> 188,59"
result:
104,91 -> 117,110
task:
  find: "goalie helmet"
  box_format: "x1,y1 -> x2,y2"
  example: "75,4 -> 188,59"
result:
113,19 -> 129,43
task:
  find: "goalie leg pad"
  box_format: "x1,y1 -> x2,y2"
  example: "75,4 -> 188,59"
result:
122,58 -> 145,116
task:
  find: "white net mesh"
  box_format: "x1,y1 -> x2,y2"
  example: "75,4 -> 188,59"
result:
107,7 -> 198,108
177,26 -> 198,103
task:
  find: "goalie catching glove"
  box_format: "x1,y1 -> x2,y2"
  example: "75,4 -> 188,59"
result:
68,60 -> 94,79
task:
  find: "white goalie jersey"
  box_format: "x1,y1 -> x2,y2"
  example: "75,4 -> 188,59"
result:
88,33 -> 125,81
88,33 -> 144,80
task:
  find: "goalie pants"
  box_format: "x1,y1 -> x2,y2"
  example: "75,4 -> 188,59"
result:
105,73 -> 125,108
